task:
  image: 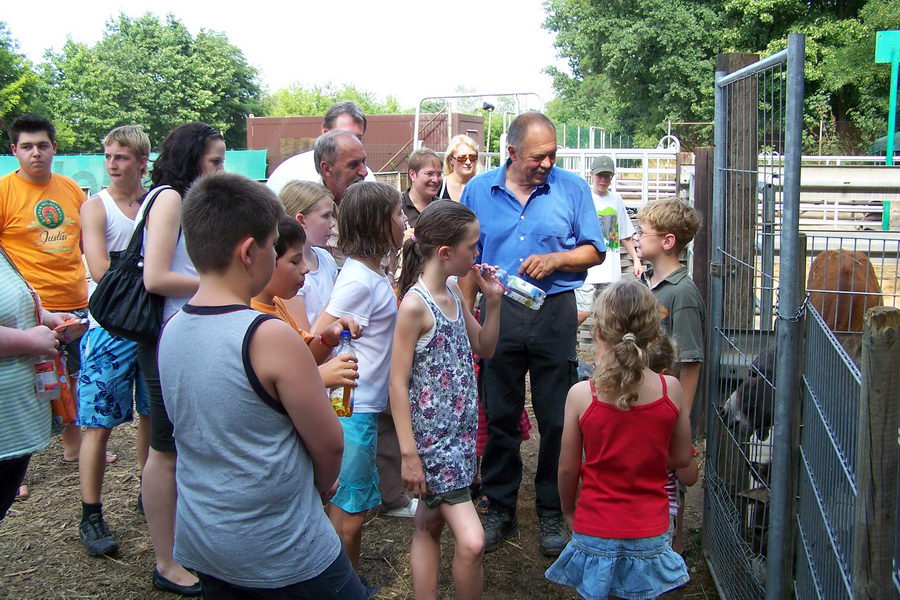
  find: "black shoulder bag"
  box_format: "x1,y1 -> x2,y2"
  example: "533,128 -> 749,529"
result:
88,186 -> 171,343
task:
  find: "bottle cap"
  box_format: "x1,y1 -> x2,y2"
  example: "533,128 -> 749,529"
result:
340,329 -> 352,339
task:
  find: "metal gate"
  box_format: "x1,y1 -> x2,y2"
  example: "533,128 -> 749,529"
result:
704,34 -> 806,600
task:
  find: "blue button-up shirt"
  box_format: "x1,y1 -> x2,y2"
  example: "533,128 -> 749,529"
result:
461,161 -> 605,295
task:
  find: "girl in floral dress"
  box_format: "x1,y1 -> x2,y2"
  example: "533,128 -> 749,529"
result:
389,201 -> 502,600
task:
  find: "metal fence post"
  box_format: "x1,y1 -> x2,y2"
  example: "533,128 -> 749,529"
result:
704,69 -> 727,469
765,32 -> 806,600
851,306 -> 900,598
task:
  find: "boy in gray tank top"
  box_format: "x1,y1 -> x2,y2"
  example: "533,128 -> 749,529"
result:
158,173 -> 367,598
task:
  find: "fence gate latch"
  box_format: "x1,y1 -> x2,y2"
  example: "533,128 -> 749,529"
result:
710,262 -> 725,278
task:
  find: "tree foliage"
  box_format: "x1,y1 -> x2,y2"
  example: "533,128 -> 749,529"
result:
0,23 -> 45,138
261,83 -> 402,118
41,13 -> 261,152
544,0 -> 900,152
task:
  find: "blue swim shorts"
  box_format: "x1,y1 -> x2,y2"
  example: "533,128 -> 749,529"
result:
330,412 -> 381,514
76,327 -> 150,428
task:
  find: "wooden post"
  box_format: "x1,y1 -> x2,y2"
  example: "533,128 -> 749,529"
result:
717,53 -> 759,329
852,306 -> 900,598
693,147 -> 713,311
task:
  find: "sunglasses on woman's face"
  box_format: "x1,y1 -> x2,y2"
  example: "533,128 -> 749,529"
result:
453,153 -> 478,163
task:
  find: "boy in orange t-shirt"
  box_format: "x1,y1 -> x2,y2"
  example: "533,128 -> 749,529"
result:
1,114 -> 89,469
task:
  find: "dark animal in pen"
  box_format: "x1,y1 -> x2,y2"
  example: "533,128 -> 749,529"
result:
722,249 -> 884,440
717,249 -> 884,559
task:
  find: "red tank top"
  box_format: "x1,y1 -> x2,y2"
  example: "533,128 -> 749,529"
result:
572,375 -> 679,539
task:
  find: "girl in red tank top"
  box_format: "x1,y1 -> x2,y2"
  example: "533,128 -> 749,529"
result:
545,280 -> 693,600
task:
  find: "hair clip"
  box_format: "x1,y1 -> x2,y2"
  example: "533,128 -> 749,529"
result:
622,332 -> 637,343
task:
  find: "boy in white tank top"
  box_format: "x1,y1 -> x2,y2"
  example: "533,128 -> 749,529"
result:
76,126 -> 152,557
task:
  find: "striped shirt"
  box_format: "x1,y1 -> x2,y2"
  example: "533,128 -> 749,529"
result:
0,249 -> 51,460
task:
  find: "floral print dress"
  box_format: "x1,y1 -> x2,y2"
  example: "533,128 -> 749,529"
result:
407,284 -> 478,495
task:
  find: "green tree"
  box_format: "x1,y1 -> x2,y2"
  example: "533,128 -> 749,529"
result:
43,13 -> 261,152
543,0 -> 899,152
261,83 -> 402,117
544,0 -> 722,148
722,0 -> 896,152
0,22 -> 46,139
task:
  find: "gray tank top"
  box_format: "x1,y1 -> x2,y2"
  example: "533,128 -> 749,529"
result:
158,304 -> 340,587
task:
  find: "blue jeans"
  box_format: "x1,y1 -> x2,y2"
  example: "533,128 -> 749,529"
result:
196,549 -> 367,599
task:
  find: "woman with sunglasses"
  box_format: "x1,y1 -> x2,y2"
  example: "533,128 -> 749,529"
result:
441,135 -> 480,202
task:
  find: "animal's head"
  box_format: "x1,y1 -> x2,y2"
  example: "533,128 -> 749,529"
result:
722,346 -> 777,441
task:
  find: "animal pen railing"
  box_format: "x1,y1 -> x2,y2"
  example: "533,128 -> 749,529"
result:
704,33 -> 900,599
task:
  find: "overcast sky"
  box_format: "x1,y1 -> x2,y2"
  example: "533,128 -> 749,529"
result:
6,0 -> 567,110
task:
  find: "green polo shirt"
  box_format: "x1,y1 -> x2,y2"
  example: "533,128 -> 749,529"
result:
643,265 -> 705,363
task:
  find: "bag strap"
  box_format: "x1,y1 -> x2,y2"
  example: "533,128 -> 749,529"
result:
124,185 -> 172,256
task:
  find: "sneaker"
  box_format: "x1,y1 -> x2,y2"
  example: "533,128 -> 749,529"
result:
482,508 -> 517,553
382,498 -> 419,518
80,513 -> 119,556
538,512 -> 569,557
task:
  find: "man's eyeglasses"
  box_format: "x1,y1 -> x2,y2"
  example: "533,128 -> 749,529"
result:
453,153 -> 478,163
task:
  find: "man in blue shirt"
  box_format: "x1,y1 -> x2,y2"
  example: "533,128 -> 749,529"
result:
460,112 -> 605,556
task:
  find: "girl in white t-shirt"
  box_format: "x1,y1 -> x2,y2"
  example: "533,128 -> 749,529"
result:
278,181 -> 338,329
313,181 -> 407,573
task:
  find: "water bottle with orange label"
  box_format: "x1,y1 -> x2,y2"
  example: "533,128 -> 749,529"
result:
329,330 -> 356,417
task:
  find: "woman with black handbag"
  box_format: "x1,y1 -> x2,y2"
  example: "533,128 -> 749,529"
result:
136,122 -> 225,597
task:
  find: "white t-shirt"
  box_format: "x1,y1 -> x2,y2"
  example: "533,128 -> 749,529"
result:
299,246 -> 337,325
584,190 -> 635,285
266,150 -> 376,196
325,258 -> 398,413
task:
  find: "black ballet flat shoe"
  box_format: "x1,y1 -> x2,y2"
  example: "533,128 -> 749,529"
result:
152,569 -> 202,596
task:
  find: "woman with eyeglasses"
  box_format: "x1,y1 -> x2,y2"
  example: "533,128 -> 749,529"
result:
402,148 -> 444,227
440,135 -> 480,202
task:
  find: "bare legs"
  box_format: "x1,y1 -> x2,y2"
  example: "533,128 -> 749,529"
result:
79,428 -> 112,504
79,415 -> 150,504
411,501 -> 484,600
141,448 -> 197,586
61,424 -> 83,461
327,503 -> 367,569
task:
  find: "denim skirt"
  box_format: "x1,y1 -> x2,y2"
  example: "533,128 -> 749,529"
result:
545,531 -> 689,600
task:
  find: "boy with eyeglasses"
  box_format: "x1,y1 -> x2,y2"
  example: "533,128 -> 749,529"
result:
635,197 -> 704,411
636,197 -> 704,554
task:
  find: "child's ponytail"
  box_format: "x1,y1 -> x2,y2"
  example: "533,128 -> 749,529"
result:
397,201 -> 478,299
591,280 -> 666,410
398,234 -> 427,299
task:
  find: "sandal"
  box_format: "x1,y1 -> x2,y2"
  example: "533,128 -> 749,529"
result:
16,480 -> 29,501
61,452 -> 118,465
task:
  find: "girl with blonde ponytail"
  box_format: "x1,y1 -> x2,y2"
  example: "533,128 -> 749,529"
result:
546,279 -> 693,600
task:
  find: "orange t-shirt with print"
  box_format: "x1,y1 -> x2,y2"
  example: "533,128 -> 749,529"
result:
0,171 -> 88,310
